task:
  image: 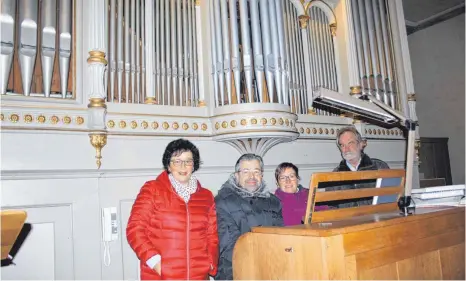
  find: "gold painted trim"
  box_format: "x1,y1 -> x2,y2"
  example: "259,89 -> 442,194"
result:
144,97 -> 157,104
407,93 -> 416,101
198,100 -> 206,107
87,51 -> 108,65
88,98 -> 107,108
308,108 -> 317,115
350,86 -> 362,95
89,133 -> 107,169
330,23 -> 337,36
195,0 -> 200,6
214,129 -> 298,137
213,109 -> 296,118
298,15 -> 310,29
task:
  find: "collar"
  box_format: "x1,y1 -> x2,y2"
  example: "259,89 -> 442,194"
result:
345,157 -> 362,171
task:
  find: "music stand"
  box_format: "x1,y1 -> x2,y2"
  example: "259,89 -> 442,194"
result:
1,210 -> 27,260
312,88 -> 418,216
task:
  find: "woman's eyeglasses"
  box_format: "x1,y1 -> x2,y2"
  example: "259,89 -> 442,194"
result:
278,174 -> 297,182
170,159 -> 194,167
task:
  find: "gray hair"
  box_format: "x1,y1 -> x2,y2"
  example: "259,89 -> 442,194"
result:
234,153 -> 264,172
336,126 -> 363,146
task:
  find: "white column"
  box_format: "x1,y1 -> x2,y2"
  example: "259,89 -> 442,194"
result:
85,0 -> 108,169
144,0 -> 156,104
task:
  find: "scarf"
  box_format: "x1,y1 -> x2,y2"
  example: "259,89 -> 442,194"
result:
168,173 -> 198,203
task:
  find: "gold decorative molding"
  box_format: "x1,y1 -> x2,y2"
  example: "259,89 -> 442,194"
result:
76,116 -> 85,125
24,114 -> 33,123
415,139 -> 421,162
119,120 -> 127,128
107,120 -> 115,128
130,121 -> 138,129
89,133 -> 107,169
88,98 -> 107,108
141,121 -> 149,129
0,113 -> 3,121
9,114 -> 19,123
298,15 -> 310,29
87,50 -> 107,65
407,93 -> 416,101
50,116 -> 59,124
38,115 -> 47,123
198,100 -> 206,107
308,108 -> 317,115
144,97 -> 157,104
329,23 -> 337,36
195,0 -> 200,6
350,86 -> 362,95
63,116 -> 72,124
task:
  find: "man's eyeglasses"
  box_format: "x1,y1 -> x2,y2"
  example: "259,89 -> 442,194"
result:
338,140 -> 359,150
238,169 -> 262,177
170,159 -> 194,167
278,174 -> 297,182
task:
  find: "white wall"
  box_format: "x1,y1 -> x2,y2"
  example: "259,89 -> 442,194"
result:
408,14 -> 465,184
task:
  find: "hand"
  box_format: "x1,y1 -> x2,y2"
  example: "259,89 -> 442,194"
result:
153,262 -> 161,275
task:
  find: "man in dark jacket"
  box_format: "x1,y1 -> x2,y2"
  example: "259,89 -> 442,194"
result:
215,154 -> 283,280
326,126 -> 390,208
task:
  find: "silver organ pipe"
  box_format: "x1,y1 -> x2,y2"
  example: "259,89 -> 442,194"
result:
117,0 -> 123,102
124,0 -> 130,103
135,0 -> 140,103
259,0 -> 274,103
364,0 -> 382,101
141,0 -> 145,102
177,0 -> 183,105
155,0 -> 161,104
297,16 -> 306,114
58,0 -> 72,98
220,0 -> 232,105
109,0 -> 116,102
276,0 -> 288,106
193,1 -> 199,105
18,0 -> 38,96
170,0 -> 176,105
213,0 -> 225,105
357,0 -> 371,93
183,0 -> 189,105
372,0 -> 389,104
209,0 -> 219,106
239,0 -> 253,103
268,1 -> 282,103
249,0 -> 264,103
0,0 -> 16,95
283,1 -> 294,111
229,0 -> 240,104
164,0 -> 170,105
188,0 -> 194,104
130,0 -> 136,102
40,0 -> 57,98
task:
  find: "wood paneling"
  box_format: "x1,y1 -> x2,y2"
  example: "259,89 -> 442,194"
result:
359,263 -> 399,280
397,250 -> 442,280
439,243 -> 466,280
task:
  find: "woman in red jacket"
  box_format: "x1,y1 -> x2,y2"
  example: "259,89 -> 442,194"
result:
126,139 -> 219,280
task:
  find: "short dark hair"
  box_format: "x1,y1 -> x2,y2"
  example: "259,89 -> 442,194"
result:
274,162 -> 301,182
234,154 -> 264,172
162,139 -> 201,172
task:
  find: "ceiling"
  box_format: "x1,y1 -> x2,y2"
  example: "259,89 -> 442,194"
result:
402,0 -> 465,34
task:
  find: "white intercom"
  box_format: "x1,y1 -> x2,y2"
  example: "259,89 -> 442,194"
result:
101,207 -> 118,242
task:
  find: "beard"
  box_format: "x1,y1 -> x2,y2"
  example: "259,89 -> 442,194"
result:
343,151 -> 361,162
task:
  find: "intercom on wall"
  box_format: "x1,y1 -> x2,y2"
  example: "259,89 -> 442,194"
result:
101,207 -> 118,266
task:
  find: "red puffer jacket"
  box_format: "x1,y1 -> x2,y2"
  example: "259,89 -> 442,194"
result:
126,171 -> 219,280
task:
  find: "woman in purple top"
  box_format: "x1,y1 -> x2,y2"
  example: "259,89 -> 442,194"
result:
274,162 -> 328,226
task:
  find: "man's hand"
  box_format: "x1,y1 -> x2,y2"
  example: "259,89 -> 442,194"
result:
153,262 -> 161,275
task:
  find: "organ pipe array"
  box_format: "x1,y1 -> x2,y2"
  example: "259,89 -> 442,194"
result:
105,0 -> 199,106
0,0 -> 73,98
349,0 -> 398,109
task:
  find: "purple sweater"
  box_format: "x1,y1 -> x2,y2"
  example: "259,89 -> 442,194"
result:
275,186 -> 329,226
274,186 -> 309,226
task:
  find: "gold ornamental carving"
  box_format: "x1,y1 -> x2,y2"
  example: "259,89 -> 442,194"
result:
0,113 -> 4,121
107,120 -> 115,128
131,121 -> 138,129
89,133 -> 107,169
230,120 -> 237,127
330,128 -> 335,134
88,98 -> 107,108
51,116 -> 59,124
152,121 -> 159,129
251,118 -> 258,125
407,93 -> 416,101
63,116 -> 72,124
24,114 -> 33,123
308,108 -> 317,115
241,119 -> 247,126
195,0 -> 200,6
270,118 -> 277,125
306,128 -> 310,134
142,121 -> 149,129
76,116 -> 84,125
298,15 -> 310,29
312,128 -> 317,134
87,51 -> 108,65
261,118 -> 267,125
144,97 -> 157,104
172,122 -> 179,130
182,123 -> 189,130
299,127 -> 304,133
192,123 -> 199,130
38,115 -> 46,123
163,122 -> 169,130
415,139 -> 421,162
279,118 -> 284,125
201,123 -> 207,131
9,114 -> 19,123
198,100 -> 206,107
329,23 -> 337,37
222,121 -> 228,129
119,120 -> 127,128
215,122 -> 220,130
350,86 -> 362,95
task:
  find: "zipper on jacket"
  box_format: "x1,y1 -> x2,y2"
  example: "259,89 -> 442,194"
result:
186,203 -> 190,280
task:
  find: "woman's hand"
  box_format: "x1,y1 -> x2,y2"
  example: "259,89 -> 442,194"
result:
153,262 -> 161,275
